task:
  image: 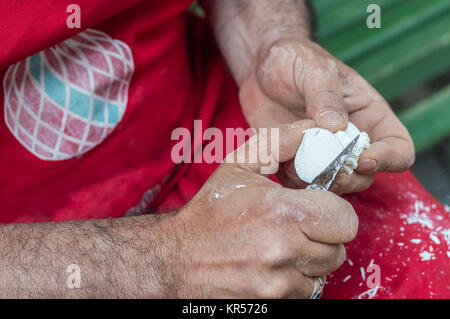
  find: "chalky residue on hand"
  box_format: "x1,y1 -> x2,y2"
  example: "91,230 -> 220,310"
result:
294,122 -> 371,183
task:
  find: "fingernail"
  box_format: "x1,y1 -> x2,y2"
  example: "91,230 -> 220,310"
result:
358,159 -> 378,173
317,111 -> 345,129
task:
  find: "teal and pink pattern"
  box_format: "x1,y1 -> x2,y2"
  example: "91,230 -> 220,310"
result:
3,29 -> 134,160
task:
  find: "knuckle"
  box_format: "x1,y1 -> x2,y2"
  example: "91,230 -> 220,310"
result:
312,244 -> 346,273
319,88 -> 341,99
344,206 -> 359,241
319,55 -> 338,74
331,244 -> 347,270
391,138 -> 415,172
309,89 -> 343,109
342,174 -> 374,194
302,195 -> 324,219
309,54 -> 339,80
333,199 -> 359,242
261,240 -> 292,266
258,41 -> 298,86
311,245 -> 347,275
333,175 -> 351,194
359,174 -> 376,191
268,195 -> 308,226
258,276 -> 291,298
303,193 -> 359,242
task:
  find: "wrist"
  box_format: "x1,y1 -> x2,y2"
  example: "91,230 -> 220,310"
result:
205,0 -> 313,86
159,203 -> 210,298
118,212 -> 182,298
140,210 -> 192,298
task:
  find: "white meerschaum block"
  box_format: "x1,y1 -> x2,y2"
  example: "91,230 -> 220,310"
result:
294,122 -> 371,184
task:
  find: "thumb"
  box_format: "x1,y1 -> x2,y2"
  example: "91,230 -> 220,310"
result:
227,120 -> 315,175
300,60 -> 348,132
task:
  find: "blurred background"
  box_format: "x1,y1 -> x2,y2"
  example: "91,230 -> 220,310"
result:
191,0 -> 450,206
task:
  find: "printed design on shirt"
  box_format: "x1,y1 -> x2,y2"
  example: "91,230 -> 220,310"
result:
3,28 -> 134,160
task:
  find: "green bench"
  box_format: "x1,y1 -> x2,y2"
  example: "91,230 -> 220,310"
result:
313,0 -> 450,153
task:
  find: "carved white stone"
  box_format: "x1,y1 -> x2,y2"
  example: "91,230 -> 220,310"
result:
294,122 -> 371,183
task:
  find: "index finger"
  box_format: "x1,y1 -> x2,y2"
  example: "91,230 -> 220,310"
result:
340,65 -> 415,174
225,120 -> 315,175
349,98 -> 415,174
271,187 -> 359,244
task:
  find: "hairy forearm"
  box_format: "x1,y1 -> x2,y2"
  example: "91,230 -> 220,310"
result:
202,0 -> 314,85
0,213 -> 180,298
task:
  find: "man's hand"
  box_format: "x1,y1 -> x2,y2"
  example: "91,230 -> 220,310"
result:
240,38 -> 415,194
0,121 -> 356,299
169,121 -> 358,298
204,0 -> 415,194
0,212 -> 179,298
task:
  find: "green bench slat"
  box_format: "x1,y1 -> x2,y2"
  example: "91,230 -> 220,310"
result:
319,0 -> 450,63
371,36 -> 450,101
313,0 -> 347,15
399,85 -> 450,153
315,0 -> 397,40
353,15 -> 450,100
314,0 -> 450,153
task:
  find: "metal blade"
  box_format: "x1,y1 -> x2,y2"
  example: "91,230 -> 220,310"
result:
308,134 -> 360,191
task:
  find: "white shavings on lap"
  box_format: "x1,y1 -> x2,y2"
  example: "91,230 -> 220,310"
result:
429,232 -> 440,245
343,275 -> 351,282
419,251 -> 435,261
441,229 -> 450,247
398,200 -> 450,262
404,191 -> 418,199
348,259 -> 354,266
360,267 -> 366,281
400,200 -> 434,230
357,286 -> 379,299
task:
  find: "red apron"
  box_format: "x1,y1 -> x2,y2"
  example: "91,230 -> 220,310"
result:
0,0 -> 448,298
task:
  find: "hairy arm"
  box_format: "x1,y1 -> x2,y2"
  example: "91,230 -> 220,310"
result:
0,213 -> 181,298
0,122 -> 359,299
201,0 -> 314,85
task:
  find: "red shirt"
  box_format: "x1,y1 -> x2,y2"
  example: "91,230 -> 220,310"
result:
1,0 -> 449,299
0,0 -> 226,222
